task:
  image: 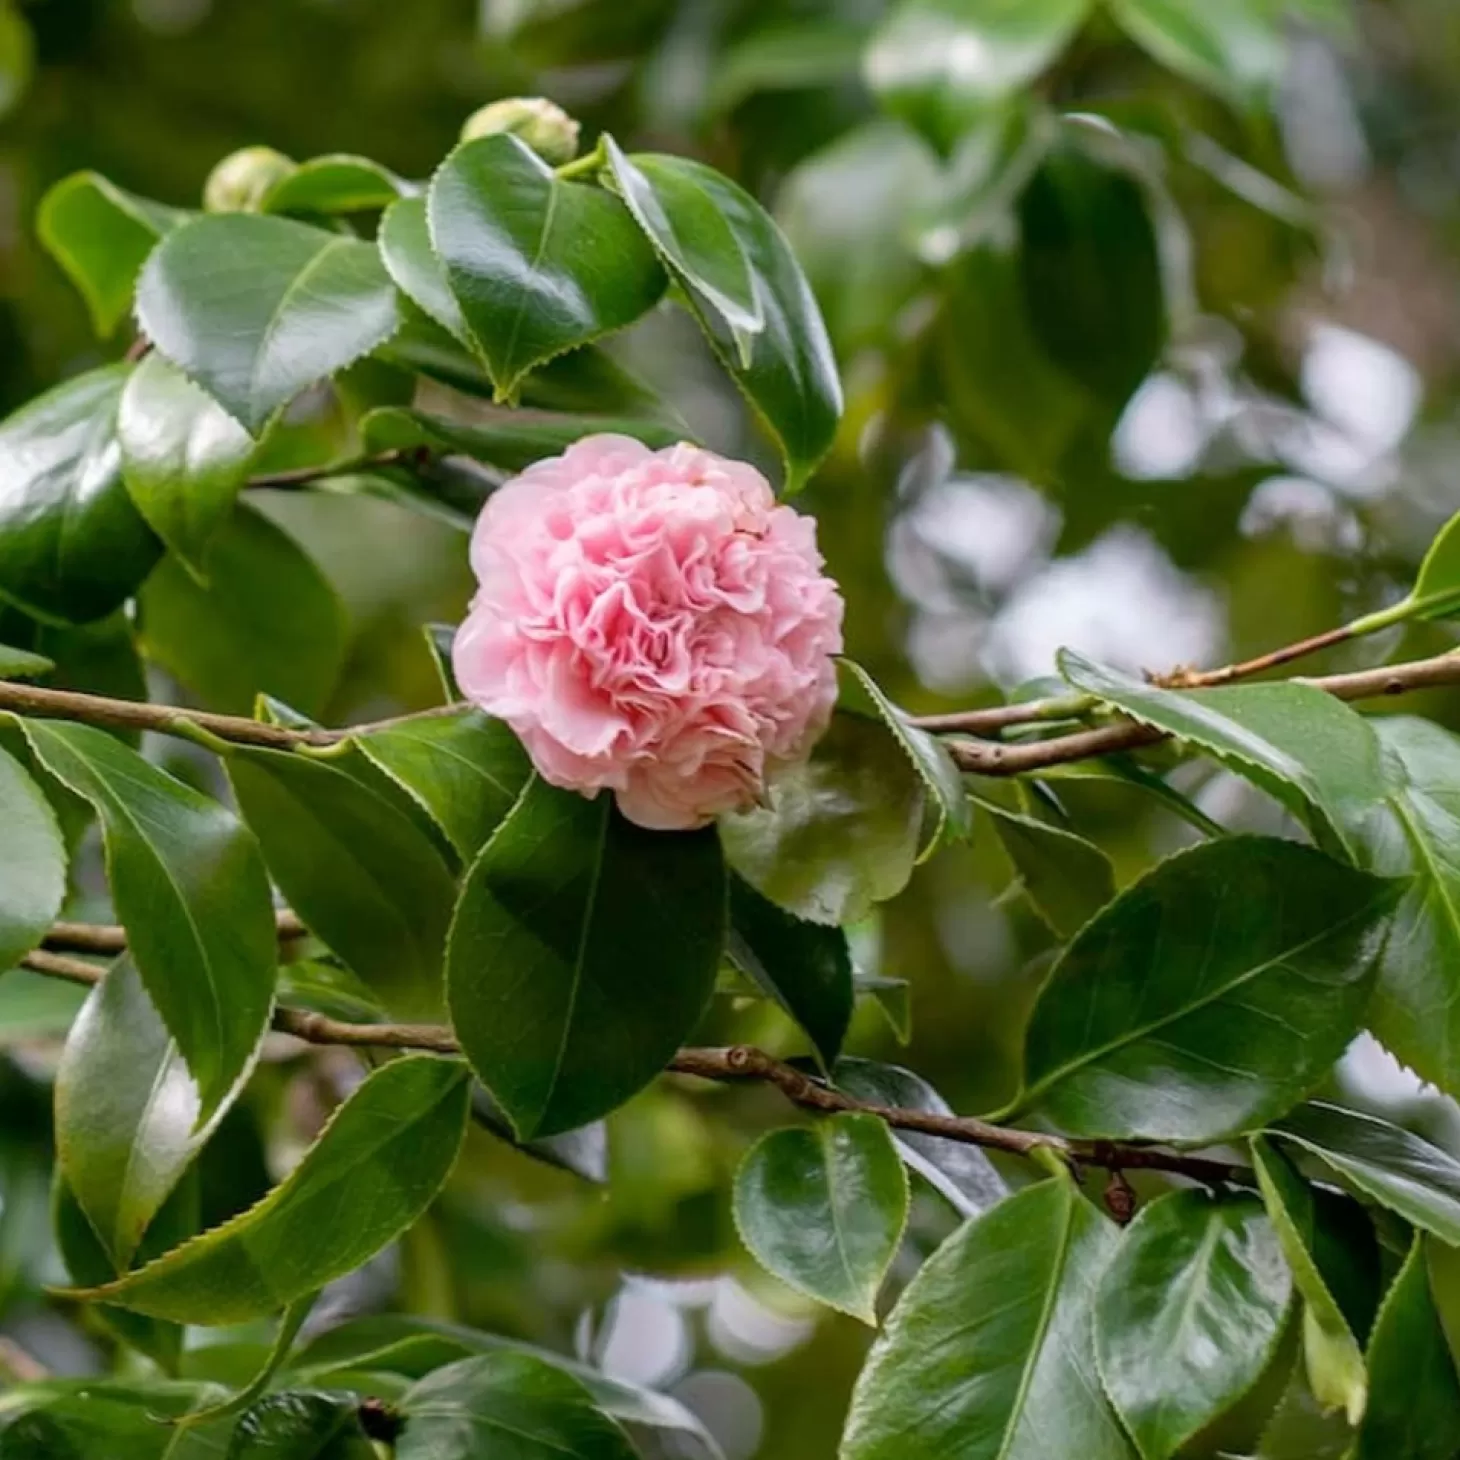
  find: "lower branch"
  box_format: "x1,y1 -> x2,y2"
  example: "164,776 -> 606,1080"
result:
20,947 -> 1247,1187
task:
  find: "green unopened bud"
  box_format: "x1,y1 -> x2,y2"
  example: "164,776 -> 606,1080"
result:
203,146 -> 297,214
461,97 -> 581,167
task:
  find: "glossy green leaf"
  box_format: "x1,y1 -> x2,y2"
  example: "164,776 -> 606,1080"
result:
602,134 -> 762,346
838,660 -> 971,853
833,1058 -> 1008,1217
981,799 -> 1115,937
378,196 -> 472,349
1352,1235 -> 1460,1459
290,1316 -> 722,1456
1273,1101 -> 1460,1246
1428,1236 -> 1460,1376
1015,838 -> 1395,1142
1095,1190 -> 1292,1460
356,708 -> 530,859
720,711 -> 925,925
0,365 -> 162,624
38,172 -> 186,337
261,154 -> 409,216
79,1055 -> 470,1323
843,1177 -> 1132,1459
1059,650 -> 1390,858
727,874 -> 853,1069
228,745 -> 456,1010
227,1391 -> 375,1459
140,505 -> 347,717
447,778 -> 726,1138
22,720 -> 276,1118
604,145 -> 840,490
136,214 -> 401,434
0,1380 -> 222,1458
53,1174 -> 187,1373
428,134 -> 666,400
733,1113 -> 907,1323
118,353 -> 257,580
359,405 -> 682,473
1343,717 -> 1460,1096
1109,0 -> 1286,106
1251,1137 -> 1369,1423
55,957 -> 227,1268
0,744 -> 65,973
865,0 -> 1092,151
1256,1363 -> 1356,1460
0,643 -> 53,679
396,1352 -> 639,1460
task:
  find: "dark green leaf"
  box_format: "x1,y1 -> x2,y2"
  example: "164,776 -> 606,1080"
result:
728,874 -> 852,1068
0,1381 -> 222,1459
22,720 -> 276,1118
1344,717 -> 1460,1096
1109,0 -> 1286,106
261,155 -> 409,216
720,711 -> 925,925
0,365 -> 162,624
358,405 -> 683,473
140,505 -> 347,717
1353,1235 -> 1460,1459
602,135 -> 761,345
1060,650 -> 1390,858
0,744 -> 65,972
1015,838 -> 1395,1142
833,1058 -> 1009,1216
396,1352 -> 639,1460
605,144 -> 840,490
838,660 -> 971,852
1428,1236 -> 1460,1378
854,972 -> 911,1042
378,197 -> 472,349
1256,1363 -> 1355,1460
1095,1190 -> 1292,1460
733,1113 -> 907,1323
1251,1136 -> 1369,1423
80,1055 -> 470,1323
55,957 -> 226,1267
37,172 -> 186,338
227,1391 -> 374,1459
118,353 -> 257,580
1273,1101 -> 1460,1246
53,1174 -> 186,1372
709,18 -> 869,114
428,134 -> 666,400
228,745 -> 455,1010
866,0 -> 1092,151
1017,137 -> 1166,409
137,214 -> 401,434
447,778 -> 726,1138
290,1316 -> 721,1456
842,1177 -> 1132,1459
0,971 -> 86,1043
980,799 -> 1115,937
355,708 -> 530,859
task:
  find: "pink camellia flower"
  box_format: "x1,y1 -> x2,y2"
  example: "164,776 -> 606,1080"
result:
453,434 -> 845,831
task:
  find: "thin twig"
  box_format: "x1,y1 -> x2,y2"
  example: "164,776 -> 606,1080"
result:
44,911 -> 307,956
245,451 -> 408,492
15,948 -> 1248,1184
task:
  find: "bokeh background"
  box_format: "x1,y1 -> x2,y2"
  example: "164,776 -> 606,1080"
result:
4,0 -> 1460,1454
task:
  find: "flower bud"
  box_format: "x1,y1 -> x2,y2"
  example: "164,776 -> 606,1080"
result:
203,146 -> 298,214
460,97 -> 581,167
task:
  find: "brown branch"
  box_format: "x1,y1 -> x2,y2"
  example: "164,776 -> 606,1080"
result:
944,648 -> 1460,775
1156,624 -> 1357,689
17,947 -> 1247,1184
44,911 -> 307,956
245,451 -> 408,492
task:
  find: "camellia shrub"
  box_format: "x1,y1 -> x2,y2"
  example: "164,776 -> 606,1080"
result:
7,23 -> 1460,1458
